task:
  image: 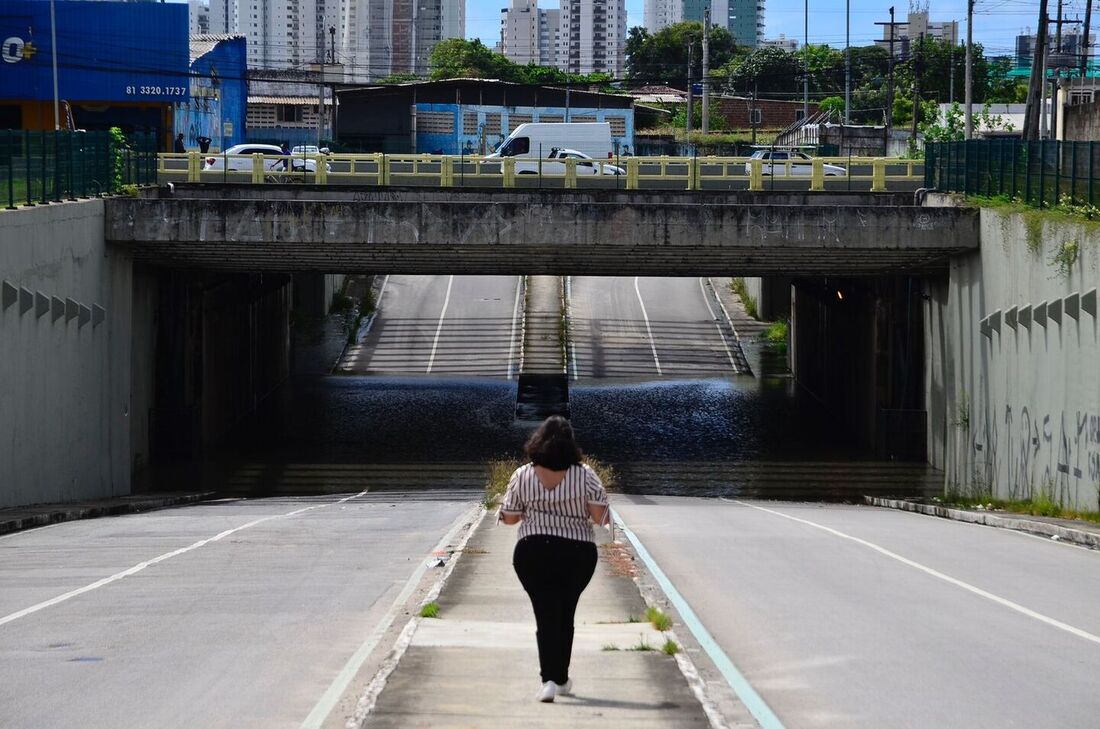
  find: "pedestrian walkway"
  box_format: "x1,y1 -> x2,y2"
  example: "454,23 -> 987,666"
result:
522,276 -> 564,374
363,515 -> 713,728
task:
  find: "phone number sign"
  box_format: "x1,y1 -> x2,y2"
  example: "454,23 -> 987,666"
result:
125,83 -> 189,100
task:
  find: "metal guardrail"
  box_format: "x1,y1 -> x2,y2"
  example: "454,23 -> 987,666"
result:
926,139 -> 1100,209
157,152 -> 924,192
2,129 -> 157,210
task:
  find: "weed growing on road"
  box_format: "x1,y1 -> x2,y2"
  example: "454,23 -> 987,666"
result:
601,644 -> 621,651
419,602 -> 440,619
661,639 -> 680,656
645,607 -> 673,632
763,320 -> 788,351
939,489 -> 1100,525
627,636 -> 654,652
484,459 -> 520,508
626,614 -> 641,623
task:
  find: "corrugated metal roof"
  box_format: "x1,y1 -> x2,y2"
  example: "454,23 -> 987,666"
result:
190,34 -> 245,61
248,95 -> 333,105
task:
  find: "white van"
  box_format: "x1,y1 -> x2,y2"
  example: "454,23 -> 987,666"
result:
488,122 -> 619,175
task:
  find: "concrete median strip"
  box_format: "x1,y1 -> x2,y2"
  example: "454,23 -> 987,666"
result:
865,496 -> 1100,550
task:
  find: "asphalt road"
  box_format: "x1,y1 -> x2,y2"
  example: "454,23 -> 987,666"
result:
339,275 -> 523,377
614,497 -> 1100,729
568,276 -> 745,379
0,495 -> 473,729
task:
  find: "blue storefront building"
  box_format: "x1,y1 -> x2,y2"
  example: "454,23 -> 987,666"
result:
0,1 -> 188,143
174,35 -> 247,153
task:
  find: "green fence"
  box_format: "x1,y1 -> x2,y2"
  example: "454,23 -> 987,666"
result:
925,139 -> 1100,209
1,130 -> 158,210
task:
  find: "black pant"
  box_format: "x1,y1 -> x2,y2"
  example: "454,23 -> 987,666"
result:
513,534 -> 598,684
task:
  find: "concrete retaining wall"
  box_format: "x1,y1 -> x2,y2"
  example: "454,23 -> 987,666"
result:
926,206 -> 1100,509
0,201 -> 147,508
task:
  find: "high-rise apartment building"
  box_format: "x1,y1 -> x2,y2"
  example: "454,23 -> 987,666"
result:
559,0 -> 626,77
644,0 -> 763,48
189,0 -> 211,35
500,0 -> 559,67
876,8 -> 957,60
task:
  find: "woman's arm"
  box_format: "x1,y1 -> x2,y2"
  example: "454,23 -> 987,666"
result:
586,501 -> 610,526
499,511 -> 524,525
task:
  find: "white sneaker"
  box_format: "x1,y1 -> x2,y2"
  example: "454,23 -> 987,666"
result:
555,679 -> 573,696
536,681 -> 557,703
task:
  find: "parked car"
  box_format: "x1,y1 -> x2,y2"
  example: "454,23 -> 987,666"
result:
745,149 -> 846,176
514,148 -> 625,176
203,143 -> 328,173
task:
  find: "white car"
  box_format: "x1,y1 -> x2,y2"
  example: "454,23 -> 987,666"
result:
515,148 -> 625,176
745,149 -> 846,177
203,143 -> 327,173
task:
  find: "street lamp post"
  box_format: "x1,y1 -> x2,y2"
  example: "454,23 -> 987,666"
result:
803,0 -> 809,120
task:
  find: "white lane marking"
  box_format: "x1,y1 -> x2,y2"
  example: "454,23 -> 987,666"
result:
0,492 -> 367,629
0,522 -> 67,541
706,277 -> 746,341
361,274 -> 391,337
425,274 -> 454,374
729,500 -> 1100,646
302,505 -> 482,729
698,277 -> 741,373
612,509 -> 787,729
565,275 -> 579,381
633,276 -> 663,376
507,276 -> 522,380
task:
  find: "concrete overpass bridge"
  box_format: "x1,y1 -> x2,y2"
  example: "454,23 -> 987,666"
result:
106,186 -> 977,276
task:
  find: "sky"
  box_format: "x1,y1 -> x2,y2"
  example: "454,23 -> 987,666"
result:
466,1 -> 1072,60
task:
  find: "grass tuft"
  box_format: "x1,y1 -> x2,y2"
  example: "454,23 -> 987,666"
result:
645,606 -> 673,632
418,602 -> 440,619
661,639 -> 680,656
627,636 -> 654,652
601,643 -> 621,651
940,488 -> 1100,524
729,277 -> 759,320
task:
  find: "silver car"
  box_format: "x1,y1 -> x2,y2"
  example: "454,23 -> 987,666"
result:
745,149 -> 846,177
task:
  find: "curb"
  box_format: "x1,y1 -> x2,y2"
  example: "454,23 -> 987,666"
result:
864,496 -> 1100,549
0,493 -> 216,536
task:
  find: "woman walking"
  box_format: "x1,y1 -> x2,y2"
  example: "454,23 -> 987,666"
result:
499,416 -> 610,703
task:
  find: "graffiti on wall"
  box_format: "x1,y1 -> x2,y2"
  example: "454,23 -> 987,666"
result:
971,403 -> 1100,508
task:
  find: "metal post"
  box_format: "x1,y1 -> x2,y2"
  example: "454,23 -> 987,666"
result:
50,0 -> 60,130
1089,141 -> 1095,205
845,0 -> 851,124
1072,140 -> 1078,203
6,131 -> 14,209
40,130 -> 47,203
911,34 -> 924,148
702,9 -> 710,135
964,0 -> 974,138
686,41 -> 694,133
803,0 -> 809,120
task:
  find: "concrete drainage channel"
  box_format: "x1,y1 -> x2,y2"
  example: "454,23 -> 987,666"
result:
514,275 -> 570,422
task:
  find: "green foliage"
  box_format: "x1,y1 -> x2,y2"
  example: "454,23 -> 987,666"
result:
723,46 -> 803,95
1049,239 -> 1079,278
819,96 -> 845,117
108,126 -> 128,192
377,73 -> 421,85
645,606 -> 673,631
661,639 -> 681,656
626,22 -> 739,81
429,38 -> 614,87
764,320 -> 788,347
940,489 -> 1100,524
419,602 -> 440,618
670,100 -> 729,132
730,277 -> 758,319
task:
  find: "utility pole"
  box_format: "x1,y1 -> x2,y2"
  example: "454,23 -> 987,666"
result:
1024,0 -> 1050,139
845,0 -> 851,124
318,27 -> 326,147
49,0 -> 60,130
964,0 -> 974,137
950,44 -> 955,104
803,0 -> 809,120
1082,0 -> 1093,77
702,9 -> 711,134
686,40 -> 694,133
911,33 -> 924,146
876,7 -> 899,132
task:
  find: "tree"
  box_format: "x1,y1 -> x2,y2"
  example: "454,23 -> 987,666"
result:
429,39 -> 512,81
626,22 -> 738,83
819,96 -> 845,116
798,44 -> 844,95
723,46 -> 803,95
986,57 -> 1028,103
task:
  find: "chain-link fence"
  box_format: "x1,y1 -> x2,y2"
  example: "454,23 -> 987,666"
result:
925,139 -> 1100,209
1,130 -> 158,210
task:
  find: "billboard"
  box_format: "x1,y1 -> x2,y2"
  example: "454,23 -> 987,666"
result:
0,1 -> 188,103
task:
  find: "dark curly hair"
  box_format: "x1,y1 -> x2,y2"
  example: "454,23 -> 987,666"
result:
524,415 -> 583,471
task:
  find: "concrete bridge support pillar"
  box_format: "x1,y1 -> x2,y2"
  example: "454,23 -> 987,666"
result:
292,273 -> 347,317
743,277 -> 793,321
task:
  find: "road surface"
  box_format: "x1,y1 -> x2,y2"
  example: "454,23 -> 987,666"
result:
0,494 -> 473,728
568,276 -> 745,379
614,496 -> 1100,729
340,275 -> 523,377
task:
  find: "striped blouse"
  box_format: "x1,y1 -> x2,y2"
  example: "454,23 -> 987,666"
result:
500,463 -> 609,543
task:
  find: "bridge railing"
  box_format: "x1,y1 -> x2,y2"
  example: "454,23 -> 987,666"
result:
156,152 -> 924,192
